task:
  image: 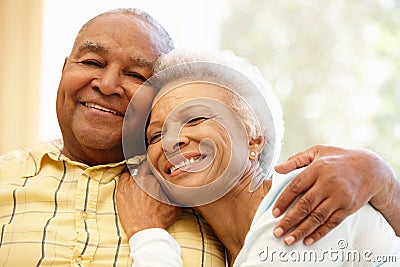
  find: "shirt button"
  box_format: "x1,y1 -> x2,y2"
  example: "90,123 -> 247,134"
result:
75,256 -> 82,264
81,211 -> 88,220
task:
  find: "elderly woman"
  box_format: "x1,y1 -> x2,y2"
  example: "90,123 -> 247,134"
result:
120,49 -> 400,266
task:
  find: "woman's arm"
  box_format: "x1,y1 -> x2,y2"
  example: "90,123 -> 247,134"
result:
129,228 -> 183,267
271,145 -> 400,246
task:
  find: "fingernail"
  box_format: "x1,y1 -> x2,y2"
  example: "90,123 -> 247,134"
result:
285,236 -> 295,245
304,237 -> 314,246
272,208 -> 281,217
273,227 -> 284,237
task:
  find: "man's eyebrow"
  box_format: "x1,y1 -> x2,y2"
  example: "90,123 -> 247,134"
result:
147,119 -> 161,130
78,40 -> 109,54
78,40 -> 154,68
130,55 -> 154,69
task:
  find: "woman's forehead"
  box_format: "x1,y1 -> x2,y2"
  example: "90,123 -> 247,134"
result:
154,80 -> 234,104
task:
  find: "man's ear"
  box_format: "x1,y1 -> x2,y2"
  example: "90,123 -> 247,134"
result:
248,136 -> 265,159
62,57 -> 68,71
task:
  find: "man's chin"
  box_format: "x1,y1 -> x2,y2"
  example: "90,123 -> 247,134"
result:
81,144 -> 124,165
77,136 -> 123,159
81,134 -> 121,149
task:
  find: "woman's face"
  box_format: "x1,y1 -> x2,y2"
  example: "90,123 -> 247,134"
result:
146,81 -> 250,191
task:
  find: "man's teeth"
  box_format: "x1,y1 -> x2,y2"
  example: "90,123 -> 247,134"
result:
85,103 -> 121,115
169,157 -> 202,174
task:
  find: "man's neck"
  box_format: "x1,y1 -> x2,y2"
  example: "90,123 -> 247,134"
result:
61,145 -> 124,166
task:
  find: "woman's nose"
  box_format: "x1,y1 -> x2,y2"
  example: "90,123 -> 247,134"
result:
162,134 -> 189,154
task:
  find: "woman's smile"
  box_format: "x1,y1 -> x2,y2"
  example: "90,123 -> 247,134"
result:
166,154 -> 206,177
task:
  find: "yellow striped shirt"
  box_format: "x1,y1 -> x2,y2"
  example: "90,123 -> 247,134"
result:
0,140 -> 225,266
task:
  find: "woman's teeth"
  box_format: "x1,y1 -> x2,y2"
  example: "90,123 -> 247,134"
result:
169,156 -> 203,174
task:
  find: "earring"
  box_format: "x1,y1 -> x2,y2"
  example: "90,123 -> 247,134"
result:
250,151 -> 256,159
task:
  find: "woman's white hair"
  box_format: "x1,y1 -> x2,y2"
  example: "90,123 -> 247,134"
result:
152,49 -> 284,178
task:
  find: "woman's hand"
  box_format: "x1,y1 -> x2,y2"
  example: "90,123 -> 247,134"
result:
272,144 -> 400,246
117,161 -> 181,239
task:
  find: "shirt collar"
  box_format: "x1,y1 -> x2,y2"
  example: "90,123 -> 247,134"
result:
23,138 -> 143,178
22,140 -> 62,177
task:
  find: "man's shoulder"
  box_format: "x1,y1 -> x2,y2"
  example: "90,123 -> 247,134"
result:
0,139 -> 61,177
1,139 -> 60,160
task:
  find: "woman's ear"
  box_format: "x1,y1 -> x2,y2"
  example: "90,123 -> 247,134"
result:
248,136 -> 265,160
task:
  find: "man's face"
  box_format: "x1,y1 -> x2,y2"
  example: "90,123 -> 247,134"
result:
56,13 -> 162,165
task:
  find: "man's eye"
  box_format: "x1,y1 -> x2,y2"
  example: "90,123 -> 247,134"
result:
81,60 -> 103,67
186,117 -> 208,126
126,72 -> 147,83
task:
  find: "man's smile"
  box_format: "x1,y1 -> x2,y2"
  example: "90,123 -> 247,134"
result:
83,102 -> 123,116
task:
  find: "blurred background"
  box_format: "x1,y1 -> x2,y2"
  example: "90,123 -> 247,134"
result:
1,0 -> 399,175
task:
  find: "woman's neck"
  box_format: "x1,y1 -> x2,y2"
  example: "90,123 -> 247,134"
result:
194,161 -> 272,265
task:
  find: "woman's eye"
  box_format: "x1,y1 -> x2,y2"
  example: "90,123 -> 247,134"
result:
148,132 -> 162,144
186,117 -> 207,126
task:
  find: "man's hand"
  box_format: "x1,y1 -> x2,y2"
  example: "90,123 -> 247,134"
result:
272,144 -> 399,246
117,161 -> 181,239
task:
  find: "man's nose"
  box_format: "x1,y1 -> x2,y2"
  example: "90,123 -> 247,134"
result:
93,66 -> 124,96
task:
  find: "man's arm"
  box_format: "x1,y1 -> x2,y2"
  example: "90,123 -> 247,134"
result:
271,144 -> 400,246
117,162 -> 182,266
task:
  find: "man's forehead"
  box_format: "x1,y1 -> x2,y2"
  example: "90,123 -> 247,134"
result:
78,40 -> 109,53
73,15 -> 158,69
76,13 -> 147,43
84,12 -> 151,33
88,12 -> 139,25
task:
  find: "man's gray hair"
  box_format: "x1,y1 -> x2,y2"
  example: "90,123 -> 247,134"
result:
77,8 -> 174,54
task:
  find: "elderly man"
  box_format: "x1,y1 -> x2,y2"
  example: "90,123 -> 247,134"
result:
0,8 -> 225,266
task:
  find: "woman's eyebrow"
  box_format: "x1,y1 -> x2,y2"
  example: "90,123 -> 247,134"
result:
147,119 -> 162,130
